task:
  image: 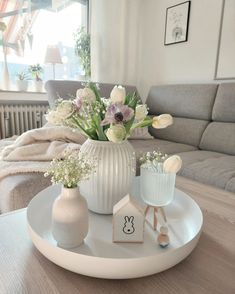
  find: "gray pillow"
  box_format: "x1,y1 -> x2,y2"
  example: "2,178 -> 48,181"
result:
129,127 -> 153,140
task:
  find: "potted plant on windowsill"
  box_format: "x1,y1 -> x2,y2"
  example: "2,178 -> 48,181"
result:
28,63 -> 43,92
74,27 -> 91,80
15,70 -> 29,92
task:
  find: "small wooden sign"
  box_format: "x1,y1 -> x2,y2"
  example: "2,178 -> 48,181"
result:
112,194 -> 145,243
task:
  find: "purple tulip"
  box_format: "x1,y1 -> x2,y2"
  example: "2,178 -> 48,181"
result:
101,103 -> 134,125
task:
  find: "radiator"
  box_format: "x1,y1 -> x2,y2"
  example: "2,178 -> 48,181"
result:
0,103 -> 49,139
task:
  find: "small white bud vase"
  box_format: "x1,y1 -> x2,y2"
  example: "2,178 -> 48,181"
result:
140,167 -> 176,207
52,186 -> 88,249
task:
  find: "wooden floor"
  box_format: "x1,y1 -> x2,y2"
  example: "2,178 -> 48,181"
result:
0,176 -> 235,294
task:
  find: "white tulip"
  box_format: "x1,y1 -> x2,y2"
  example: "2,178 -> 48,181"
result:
57,101 -> 74,118
46,101 -> 74,125
76,87 -> 96,102
110,85 -> 126,104
106,124 -> 126,143
135,104 -> 148,121
46,110 -> 63,125
152,114 -> 173,129
163,155 -> 182,174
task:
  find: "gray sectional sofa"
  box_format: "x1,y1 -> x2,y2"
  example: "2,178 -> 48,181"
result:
132,83 -> 235,192
0,81 -> 234,213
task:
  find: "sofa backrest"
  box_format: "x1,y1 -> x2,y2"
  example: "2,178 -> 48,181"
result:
146,84 -> 218,147
45,80 -> 138,107
199,83 -> 235,155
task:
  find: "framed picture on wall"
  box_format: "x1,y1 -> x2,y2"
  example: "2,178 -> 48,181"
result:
164,1 -> 191,45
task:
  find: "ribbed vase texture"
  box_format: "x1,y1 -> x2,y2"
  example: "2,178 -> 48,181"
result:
140,167 -> 176,207
80,139 -> 136,214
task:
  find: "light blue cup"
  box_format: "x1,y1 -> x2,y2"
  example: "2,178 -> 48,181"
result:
140,166 -> 176,207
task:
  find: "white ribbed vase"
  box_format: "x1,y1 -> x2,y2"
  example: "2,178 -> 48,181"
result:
80,139 -> 136,214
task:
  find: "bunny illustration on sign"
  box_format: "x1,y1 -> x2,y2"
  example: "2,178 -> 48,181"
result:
113,194 -> 145,243
123,216 -> 135,234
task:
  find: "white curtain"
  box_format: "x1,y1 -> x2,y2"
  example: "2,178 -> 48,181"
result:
90,0 -> 141,86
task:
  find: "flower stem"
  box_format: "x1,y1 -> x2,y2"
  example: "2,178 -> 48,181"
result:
92,115 -> 107,140
71,116 -> 96,139
130,117 -> 153,131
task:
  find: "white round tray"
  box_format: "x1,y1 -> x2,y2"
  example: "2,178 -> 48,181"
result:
27,178 -> 203,279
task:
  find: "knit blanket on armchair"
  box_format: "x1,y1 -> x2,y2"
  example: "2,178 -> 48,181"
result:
0,125 -> 86,180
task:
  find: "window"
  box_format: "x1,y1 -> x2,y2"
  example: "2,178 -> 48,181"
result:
0,0 -> 89,90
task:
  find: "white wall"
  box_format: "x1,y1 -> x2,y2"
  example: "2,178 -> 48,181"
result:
91,0 -> 141,85
91,0 -> 231,101
216,0 -> 235,78
136,0 -> 224,100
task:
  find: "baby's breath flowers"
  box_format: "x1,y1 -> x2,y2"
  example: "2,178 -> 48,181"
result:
140,150 -> 168,173
45,150 -> 97,188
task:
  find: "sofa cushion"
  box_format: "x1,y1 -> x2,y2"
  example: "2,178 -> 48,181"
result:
178,151 -> 235,191
130,139 -> 197,175
149,117 -> 209,147
130,139 -> 197,158
199,122 -> 235,155
212,83 -> 235,122
129,127 -> 153,140
146,84 -> 218,120
177,150 -> 223,167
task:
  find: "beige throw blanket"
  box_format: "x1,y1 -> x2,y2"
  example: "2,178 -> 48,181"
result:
0,126 -> 86,180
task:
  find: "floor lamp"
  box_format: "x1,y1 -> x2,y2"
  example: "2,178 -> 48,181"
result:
44,45 -> 62,79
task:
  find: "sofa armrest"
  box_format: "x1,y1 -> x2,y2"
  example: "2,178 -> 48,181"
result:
0,173 -> 51,214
